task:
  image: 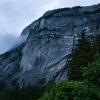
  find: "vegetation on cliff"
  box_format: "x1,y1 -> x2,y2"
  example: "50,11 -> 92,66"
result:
0,33 -> 100,100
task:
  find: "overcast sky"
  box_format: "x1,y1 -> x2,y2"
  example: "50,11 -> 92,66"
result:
0,0 -> 100,54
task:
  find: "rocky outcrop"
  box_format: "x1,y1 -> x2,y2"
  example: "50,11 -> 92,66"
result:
0,44 -> 24,87
0,4 -> 100,87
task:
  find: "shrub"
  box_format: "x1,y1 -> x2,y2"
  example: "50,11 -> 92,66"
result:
83,56 -> 100,88
0,85 -> 46,100
39,81 -> 99,100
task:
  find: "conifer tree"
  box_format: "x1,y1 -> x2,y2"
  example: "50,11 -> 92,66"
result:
68,32 -> 95,80
94,34 -> 100,54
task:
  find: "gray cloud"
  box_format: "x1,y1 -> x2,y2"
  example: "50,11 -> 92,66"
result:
0,34 -> 18,54
0,0 -> 100,35
0,0 -> 100,54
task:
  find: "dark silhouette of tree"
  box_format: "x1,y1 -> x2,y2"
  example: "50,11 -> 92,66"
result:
68,32 -> 96,80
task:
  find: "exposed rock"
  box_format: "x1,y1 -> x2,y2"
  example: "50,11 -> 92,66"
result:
0,4 -> 100,87
0,44 -> 24,87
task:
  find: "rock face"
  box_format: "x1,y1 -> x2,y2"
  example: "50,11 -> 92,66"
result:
0,4 -> 100,87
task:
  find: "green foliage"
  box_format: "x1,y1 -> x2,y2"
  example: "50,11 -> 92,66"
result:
93,35 -> 100,53
83,55 -> 100,88
0,33 -> 100,100
50,33 -> 100,100
68,32 -> 96,80
39,81 -> 99,100
0,49 -> 99,100
0,85 -> 46,100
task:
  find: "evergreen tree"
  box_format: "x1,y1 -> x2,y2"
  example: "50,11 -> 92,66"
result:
68,32 -> 95,80
93,34 -> 100,54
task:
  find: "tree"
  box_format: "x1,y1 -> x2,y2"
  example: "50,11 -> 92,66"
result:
68,32 -> 95,80
93,34 -> 100,54
39,81 -> 99,100
83,55 -> 100,88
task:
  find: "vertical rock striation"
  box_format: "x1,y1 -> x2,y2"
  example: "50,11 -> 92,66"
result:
0,4 -> 100,87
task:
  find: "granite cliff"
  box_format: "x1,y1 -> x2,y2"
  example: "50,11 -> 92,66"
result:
0,4 -> 100,87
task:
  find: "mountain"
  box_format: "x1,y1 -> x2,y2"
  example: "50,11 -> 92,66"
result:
0,4 -> 100,88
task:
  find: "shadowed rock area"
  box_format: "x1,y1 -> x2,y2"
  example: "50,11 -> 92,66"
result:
0,4 -> 100,87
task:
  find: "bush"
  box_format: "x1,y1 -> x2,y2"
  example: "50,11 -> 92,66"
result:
0,85 -> 46,100
39,81 -> 99,100
83,56 -> 100,88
